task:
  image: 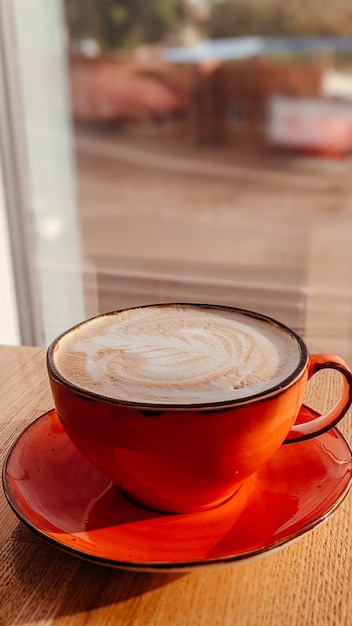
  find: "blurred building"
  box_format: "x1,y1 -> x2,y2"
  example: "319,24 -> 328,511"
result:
68,36 -> 352,157
192,58 -> 323,148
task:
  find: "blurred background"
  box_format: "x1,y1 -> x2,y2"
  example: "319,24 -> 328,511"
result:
1,0 -> 352,363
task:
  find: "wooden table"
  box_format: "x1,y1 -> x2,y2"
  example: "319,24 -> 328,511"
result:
1,344 -> 352,626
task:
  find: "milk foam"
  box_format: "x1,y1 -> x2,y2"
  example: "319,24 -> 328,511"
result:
54,305 -> 301,405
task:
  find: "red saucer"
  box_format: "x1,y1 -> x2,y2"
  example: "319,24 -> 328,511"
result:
3,410 -> 352,571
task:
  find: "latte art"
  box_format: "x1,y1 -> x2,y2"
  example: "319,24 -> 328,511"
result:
54,305 -> 301,405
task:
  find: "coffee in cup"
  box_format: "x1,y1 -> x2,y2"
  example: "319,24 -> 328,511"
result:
54,304 -> 301,405
47,304 -> 352,513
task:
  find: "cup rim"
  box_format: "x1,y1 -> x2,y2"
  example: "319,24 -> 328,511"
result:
47,303 -> 309,410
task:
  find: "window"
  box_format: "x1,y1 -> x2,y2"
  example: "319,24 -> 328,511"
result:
1,0 -> 352,366
228,103 -> 248,130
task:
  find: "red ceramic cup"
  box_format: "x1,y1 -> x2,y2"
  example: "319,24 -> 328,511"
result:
47,304 -> 352,514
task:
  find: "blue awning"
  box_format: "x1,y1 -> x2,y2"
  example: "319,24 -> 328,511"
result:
162,36 -> 352,64
162,37 -> 265,63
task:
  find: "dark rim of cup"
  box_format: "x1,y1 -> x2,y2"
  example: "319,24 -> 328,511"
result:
47,303 -> 309,410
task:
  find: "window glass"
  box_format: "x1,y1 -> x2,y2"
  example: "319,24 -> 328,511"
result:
2,1 -> 352,363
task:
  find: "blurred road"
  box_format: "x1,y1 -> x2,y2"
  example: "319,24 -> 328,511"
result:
74,128 -> 352,360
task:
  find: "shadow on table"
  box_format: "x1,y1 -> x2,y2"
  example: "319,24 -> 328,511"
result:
3,523 -> 185,624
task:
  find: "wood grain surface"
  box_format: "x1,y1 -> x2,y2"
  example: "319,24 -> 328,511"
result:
0,345 -> 352,626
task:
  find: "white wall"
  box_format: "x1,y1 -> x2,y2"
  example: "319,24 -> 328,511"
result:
0,159 -> 20,345
12,0 -> 86,344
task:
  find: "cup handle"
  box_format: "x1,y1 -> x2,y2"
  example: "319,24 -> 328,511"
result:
284,354 -> 352,443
